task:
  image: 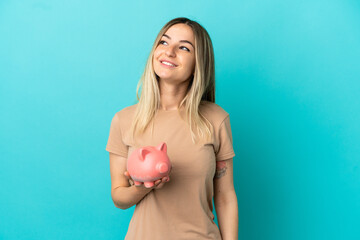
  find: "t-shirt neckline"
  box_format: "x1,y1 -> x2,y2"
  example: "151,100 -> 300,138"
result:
157,106 -> 185,112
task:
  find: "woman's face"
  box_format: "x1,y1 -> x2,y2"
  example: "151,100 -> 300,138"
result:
153,23 -> 196,84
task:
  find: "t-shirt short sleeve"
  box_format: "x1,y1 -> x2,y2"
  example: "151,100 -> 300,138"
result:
105,113 -> 128,158
215,115 -> 236,161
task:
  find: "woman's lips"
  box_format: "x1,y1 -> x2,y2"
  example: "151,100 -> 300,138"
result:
160,60 -> 177,68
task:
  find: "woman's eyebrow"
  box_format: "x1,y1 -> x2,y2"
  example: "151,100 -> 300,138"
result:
163,34 -> 194,48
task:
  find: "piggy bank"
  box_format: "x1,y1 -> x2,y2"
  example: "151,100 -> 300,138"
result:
127,142 -> 172,188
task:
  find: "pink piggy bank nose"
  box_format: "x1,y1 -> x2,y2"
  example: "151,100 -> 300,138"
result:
156,163 -> 169,174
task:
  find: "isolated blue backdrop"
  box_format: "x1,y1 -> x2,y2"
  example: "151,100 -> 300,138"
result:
1,0 -> 359,239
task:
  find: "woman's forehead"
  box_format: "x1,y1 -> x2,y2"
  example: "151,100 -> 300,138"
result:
163,24 -> 195,41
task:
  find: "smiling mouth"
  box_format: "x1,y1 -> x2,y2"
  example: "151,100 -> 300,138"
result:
160,60 -> 177,67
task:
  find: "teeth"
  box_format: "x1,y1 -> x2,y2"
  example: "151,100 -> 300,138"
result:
161,61 -> 175,67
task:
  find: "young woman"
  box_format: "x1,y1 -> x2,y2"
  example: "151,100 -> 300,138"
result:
106,17 -> 238,240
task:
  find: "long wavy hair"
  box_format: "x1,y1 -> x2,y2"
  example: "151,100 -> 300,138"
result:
129,17 -> 216,145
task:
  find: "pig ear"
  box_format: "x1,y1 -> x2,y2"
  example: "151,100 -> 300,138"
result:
139,148 -> 151,161
157,142 -> 167,153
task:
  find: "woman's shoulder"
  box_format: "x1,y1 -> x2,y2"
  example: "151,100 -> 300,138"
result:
114,103 -> 138,118
200,100 -> 230,123
200,100 -> 229,115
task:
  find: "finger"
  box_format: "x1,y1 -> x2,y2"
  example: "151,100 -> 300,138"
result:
124,172 -> 134,181
156,178 -> 169,188
156,181 -> 165,189
129,179 -> 134,185
123,172 -> 135,186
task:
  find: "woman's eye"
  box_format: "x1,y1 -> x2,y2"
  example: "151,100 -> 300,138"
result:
159,41 -> 190,52
180,46 -> 190,52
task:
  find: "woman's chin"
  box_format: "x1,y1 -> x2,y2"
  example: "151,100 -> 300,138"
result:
157,75 -> 177,81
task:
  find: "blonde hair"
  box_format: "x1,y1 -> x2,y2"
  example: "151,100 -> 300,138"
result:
130,17 -> 216,145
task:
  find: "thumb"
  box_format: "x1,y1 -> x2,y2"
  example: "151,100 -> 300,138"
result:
124,171 -> 130,178
124,171 -> 134,185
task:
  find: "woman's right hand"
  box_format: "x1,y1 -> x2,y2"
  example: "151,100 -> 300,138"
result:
123,170 -> 171,190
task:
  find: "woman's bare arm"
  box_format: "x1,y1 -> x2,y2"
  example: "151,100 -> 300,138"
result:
214,158 -> 239,240
109,152 -> 152,209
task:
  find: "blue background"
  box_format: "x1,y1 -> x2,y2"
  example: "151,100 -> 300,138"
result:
1,0 -> 359,239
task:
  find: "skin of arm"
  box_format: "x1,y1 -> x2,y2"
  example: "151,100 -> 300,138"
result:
110,152 -> 152,209
213,158 -> 239,240
112,185 -> 152,210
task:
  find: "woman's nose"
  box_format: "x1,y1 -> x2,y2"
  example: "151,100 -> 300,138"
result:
165,46 -> 176,57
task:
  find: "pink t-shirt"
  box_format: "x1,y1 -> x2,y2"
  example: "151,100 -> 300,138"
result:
106,100 -> 235,239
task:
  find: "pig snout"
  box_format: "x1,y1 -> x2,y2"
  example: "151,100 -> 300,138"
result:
156,162 -> 169,174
